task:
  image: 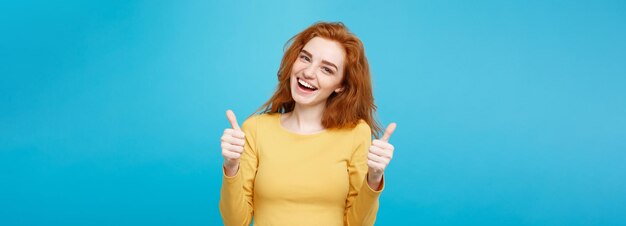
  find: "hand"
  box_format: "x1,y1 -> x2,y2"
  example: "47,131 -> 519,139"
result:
221,110 -> 246,176
367,123 -> 396,189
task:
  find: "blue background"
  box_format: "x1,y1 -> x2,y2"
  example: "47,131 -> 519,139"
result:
1,0 -> 625,225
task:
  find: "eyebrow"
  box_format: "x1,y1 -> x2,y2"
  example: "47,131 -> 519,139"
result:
301,49 -> 339,71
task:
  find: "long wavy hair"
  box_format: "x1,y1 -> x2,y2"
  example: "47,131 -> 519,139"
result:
252,22 -> 382,138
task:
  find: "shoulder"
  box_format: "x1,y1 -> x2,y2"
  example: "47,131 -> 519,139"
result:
352,119 -> 372,140
241,113 -> 278,130
355,119 -> 371,134
347,119 -> 372,152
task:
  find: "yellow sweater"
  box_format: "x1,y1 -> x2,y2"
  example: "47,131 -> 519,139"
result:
220,113 -> 384,226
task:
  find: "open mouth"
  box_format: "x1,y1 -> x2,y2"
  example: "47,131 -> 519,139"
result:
297,78 -> 318,92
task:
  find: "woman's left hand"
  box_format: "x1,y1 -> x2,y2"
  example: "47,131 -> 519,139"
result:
367,123 -> 396,190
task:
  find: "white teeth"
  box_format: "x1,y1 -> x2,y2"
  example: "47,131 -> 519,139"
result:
298,78 -> 316,90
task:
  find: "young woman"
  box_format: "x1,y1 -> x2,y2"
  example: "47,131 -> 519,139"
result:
219,22 -> 396,226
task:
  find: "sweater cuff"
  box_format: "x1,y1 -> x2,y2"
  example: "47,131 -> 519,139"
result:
222,166 -> 242,184
362,174 -> 385,197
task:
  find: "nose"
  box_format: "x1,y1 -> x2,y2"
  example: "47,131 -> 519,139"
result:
303,64 -> 316,79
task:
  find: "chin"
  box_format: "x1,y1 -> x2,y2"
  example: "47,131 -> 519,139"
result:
292,93 -> 313,106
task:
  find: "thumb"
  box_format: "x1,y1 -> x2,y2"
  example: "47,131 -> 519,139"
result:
381,122 -> 397,142
226,109 -> 241,130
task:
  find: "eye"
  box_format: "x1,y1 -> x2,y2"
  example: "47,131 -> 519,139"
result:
299,54 -> 311,62
322,67 -> 334,74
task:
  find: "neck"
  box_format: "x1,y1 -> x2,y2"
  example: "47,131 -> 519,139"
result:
283,103 -> 326,133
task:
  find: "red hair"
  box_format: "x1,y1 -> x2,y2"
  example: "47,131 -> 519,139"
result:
253,22 -> 382,138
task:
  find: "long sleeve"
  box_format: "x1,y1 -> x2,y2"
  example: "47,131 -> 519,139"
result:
344,122 -> 385,226
220,116 -> 258,226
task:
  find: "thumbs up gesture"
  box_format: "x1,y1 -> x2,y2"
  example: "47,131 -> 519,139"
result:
367,123 -> 396,190
221,110 -> 246,176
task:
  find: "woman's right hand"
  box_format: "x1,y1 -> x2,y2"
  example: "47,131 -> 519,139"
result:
221,110 -> 245,177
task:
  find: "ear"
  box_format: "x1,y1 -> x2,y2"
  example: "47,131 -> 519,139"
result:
334,87 -> 344,93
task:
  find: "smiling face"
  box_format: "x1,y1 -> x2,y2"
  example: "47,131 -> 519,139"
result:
290,37 -> 346,107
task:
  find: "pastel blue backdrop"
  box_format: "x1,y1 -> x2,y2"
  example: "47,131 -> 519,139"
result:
1,0 -> 625,225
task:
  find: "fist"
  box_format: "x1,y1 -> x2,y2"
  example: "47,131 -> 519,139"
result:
367,123 -> 396,180
221,110 -> 245,173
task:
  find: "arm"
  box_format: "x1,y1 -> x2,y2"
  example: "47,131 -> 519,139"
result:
219,116 -> 258,226
344,123 -> 384,226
